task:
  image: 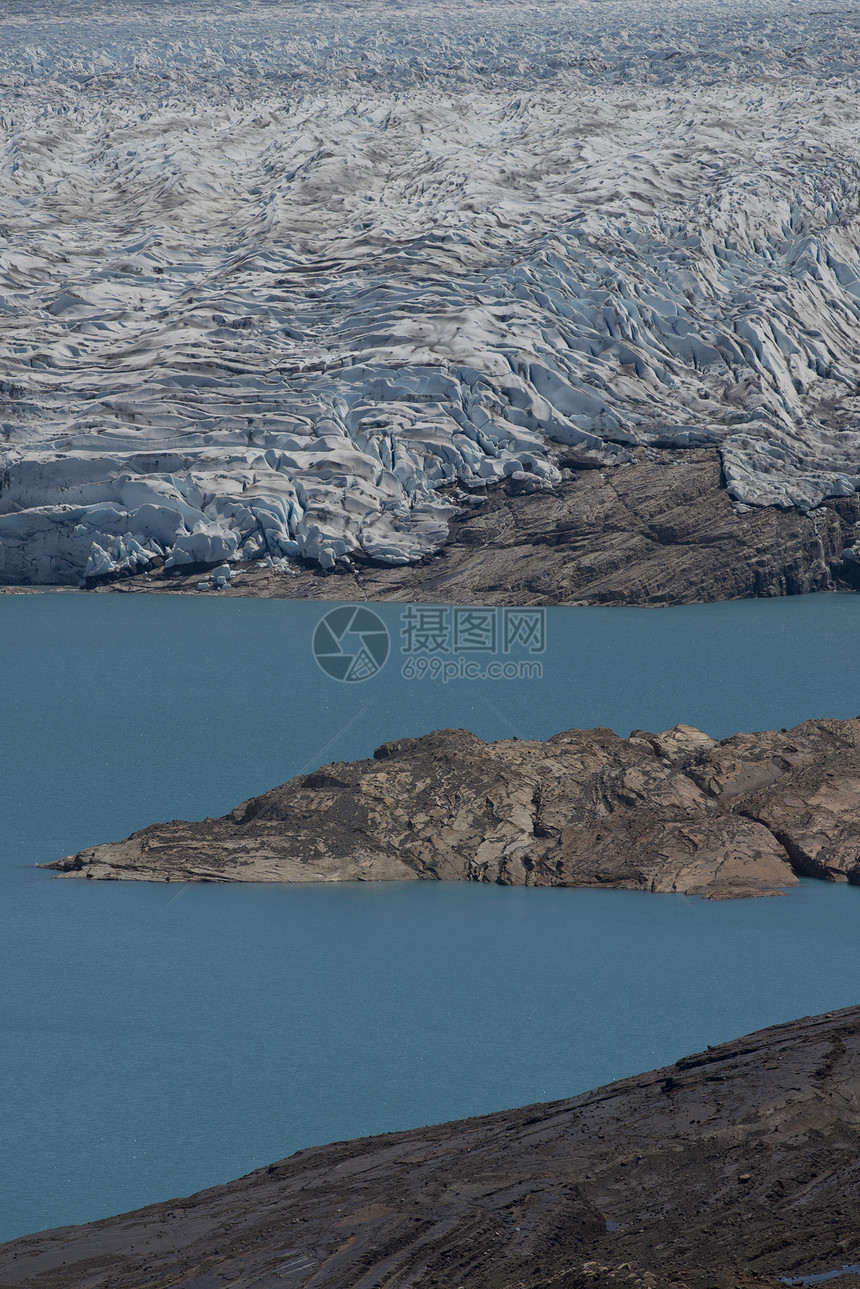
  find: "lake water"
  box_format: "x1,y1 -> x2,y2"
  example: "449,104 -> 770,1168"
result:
2,591 -> 860,1242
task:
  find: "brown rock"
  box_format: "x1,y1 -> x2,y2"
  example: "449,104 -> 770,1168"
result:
44,716 -> 860,898
689,719 -> 860,884
83,448 -> 860,606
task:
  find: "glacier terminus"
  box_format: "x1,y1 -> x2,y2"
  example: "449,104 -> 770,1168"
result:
2,0 -> 860,584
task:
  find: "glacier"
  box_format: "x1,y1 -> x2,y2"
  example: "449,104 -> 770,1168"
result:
2,0 -> 860,583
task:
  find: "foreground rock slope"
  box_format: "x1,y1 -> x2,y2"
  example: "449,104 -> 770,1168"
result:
2,1005 -> 859,1289
47,716 -> 860,898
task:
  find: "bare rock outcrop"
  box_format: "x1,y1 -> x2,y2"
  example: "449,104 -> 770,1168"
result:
2,1005 -> 859,1289
46,716 -> 860,898
82,449 -> 860,605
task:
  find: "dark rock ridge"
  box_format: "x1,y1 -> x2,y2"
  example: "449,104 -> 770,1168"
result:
84,449 -> 860,605
46,716 -> 860,898
2,1005 -> 859,1289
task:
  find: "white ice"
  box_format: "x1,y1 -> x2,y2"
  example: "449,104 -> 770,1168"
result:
2,0 -> 860,582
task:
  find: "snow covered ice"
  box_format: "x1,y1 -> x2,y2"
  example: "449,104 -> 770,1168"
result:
2,0 -> 860,583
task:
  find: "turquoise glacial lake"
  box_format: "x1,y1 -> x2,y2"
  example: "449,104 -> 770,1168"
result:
2,592 -> 860,1242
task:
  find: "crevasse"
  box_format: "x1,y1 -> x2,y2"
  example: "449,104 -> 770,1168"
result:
1,0 -> 860,582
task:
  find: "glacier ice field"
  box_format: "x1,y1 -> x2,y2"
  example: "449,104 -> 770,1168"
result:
1,0 -> 860,582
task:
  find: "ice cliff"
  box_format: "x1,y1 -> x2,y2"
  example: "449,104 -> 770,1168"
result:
2,0 -> 860,582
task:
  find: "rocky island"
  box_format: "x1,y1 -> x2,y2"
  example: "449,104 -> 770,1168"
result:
46,716 -> 860,899
2,1004 -> 858,1289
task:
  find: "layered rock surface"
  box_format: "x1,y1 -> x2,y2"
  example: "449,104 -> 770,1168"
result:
93,449 -> 860,604
47,716 -> 860,897
2,1005 -> 859,1289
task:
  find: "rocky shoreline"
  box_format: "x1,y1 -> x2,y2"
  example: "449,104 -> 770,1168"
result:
45,716 -> 860,899
78,450 -> 860,604
3,449 -> 859,605
2,1004 -> 858,1289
